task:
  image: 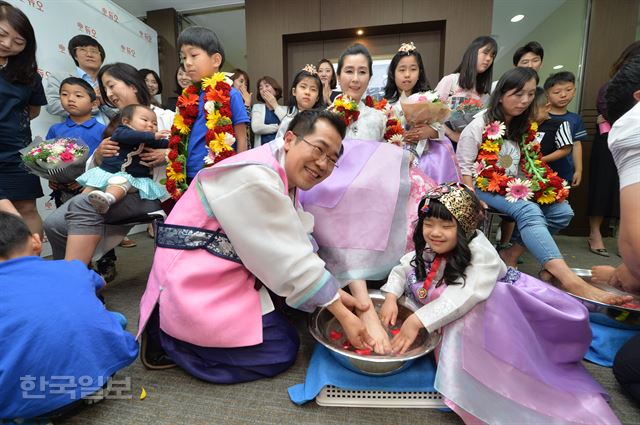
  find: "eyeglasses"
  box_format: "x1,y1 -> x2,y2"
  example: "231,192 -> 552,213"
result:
298,137 -> 339,168
76,47 -> 101,55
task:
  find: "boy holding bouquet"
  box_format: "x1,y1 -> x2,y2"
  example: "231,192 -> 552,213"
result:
45,77 -> 106,206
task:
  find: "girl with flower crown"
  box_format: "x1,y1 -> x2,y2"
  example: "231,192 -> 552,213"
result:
300,43 -> 433,354
456,67 -> 632,306
383,42 -> 461,184
275,65 -> 324,139
379,183 -> 620,424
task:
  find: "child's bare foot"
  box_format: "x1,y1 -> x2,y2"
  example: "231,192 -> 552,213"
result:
561,275 -> 633,306
591,265 -> 616,284
358,308 -> 391,354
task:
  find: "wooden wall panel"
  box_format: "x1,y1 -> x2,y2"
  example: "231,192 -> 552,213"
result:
319,0 -> 404,31
246,0 -> 492,95
402,0 -> 493,72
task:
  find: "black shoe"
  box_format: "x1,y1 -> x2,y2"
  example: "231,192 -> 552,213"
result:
96,258 -> 117,283
139,332 -> 177,370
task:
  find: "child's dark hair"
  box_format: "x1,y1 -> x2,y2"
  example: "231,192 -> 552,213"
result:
453,36 -> 497,96
606,55 -> 640,123
60,77 -> 96,101
177,27 -> 225,67
120,104 -> 154,122
411,195 -> 480,285
103,114 -> 121,139
337,43 -> 373,77
139,68 -> 163,94
287,69 -> 324,114
67,34 -> 106,66
0,211 -> 32,258
486,67 -> 538,141
533,86 -> 547,109
98,63 -> 151,108
288,109 -> 347,148
543,71 -> 576,91
512,41 -> 544,66
255,76 -> 282,103
317,58 -> 337,89
383,48 -> 431,103
0,1 -> 38,85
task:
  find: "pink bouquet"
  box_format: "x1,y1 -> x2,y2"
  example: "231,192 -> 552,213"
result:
21,137 -> 89,183
400,91 -> 451,127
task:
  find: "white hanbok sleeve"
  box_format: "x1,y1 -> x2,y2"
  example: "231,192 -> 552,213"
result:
199,164 -> 339,312
380,251 -> 415,298
414,232 -> 506,333
456,115 -> 485,177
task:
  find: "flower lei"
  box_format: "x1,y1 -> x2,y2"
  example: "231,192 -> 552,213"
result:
474,121 -> 570,204
329,94 -> 360,127
165,73 -> 236,200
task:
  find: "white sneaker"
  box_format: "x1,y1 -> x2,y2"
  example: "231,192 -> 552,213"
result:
88,190 -> 116,214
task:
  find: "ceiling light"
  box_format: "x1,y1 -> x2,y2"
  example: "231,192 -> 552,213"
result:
356,29 -> 364,36
510,14 -> 525,23
553,65 -> 564,70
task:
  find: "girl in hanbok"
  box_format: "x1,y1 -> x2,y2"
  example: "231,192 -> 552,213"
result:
383,42 -> 461,184
380,183 -> 620,425
435,36 -> 497,143
276,65 -> 324,139
300,44 -> 433,354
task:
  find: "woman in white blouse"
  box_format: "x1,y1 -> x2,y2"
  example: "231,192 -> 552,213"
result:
251,76 -> 287,147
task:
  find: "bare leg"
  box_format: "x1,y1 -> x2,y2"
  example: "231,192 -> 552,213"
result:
0,199 -> 20,216
499,220 -> 516,246
348,279 -> 391,354
588,215 -> 606,249
498,242 -> 527,268
544,258 -> 633,305
65,234 -> 102,264
591,265 -> 616,284
12,199 -> 43,238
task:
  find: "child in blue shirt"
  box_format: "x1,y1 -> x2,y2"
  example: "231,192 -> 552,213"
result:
533,87 -> 574,182
46,77 -> 107,207
46,77 -> 106,154
0,212 -> 138,421
177,27 -> 250,180
545,71 -> 587,186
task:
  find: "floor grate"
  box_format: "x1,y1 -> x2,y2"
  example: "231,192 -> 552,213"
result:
316,385 -> 446,408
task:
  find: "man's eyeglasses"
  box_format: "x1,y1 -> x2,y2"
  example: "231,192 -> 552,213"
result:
76,47 -> 101,56
298,137 -> 339,168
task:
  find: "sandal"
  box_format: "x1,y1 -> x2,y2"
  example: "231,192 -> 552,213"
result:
119,237 -> 137,248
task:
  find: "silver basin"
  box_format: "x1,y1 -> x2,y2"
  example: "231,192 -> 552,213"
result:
563,268 -> 640,330
309,290 -> 440,376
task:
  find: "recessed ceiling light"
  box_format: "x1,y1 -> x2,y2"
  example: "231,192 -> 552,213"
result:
510,14 -> 525,23
356,29 -> 364,35
553,65 -> 564,70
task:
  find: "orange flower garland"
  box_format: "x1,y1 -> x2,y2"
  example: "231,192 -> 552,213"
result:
474,121 -> 570,205
165,73 -> 236,200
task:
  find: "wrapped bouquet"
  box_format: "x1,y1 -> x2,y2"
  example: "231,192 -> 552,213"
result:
21,137 -> 89,184
400,91 -> 451,127
448,98 -> 483,132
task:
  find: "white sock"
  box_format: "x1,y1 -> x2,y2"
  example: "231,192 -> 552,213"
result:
104,192 -> 117,205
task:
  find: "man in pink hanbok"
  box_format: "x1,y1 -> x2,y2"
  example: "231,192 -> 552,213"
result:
138,110 -> 373,384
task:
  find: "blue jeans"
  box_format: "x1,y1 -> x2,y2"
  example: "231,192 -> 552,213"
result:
475,189 -> 574,265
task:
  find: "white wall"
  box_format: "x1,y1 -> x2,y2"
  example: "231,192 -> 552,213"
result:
7,0 -> 159,255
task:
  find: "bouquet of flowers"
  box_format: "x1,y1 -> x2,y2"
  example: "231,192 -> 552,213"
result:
448,98 -> 483,132
400,91 -> 451,127
328,95 -> 360,127
21,137 -> 89,184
